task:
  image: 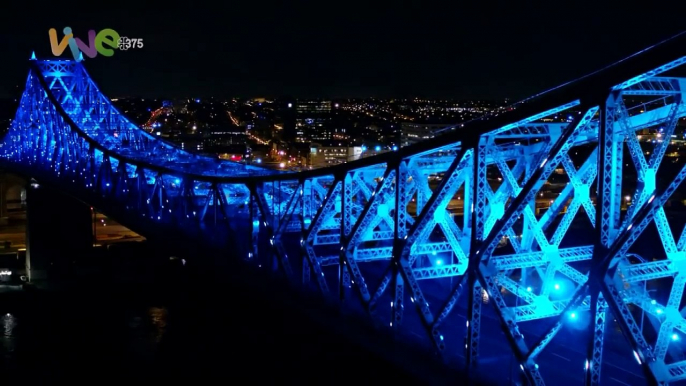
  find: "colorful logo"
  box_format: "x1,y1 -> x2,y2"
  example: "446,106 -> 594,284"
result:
48,27 -> 142,61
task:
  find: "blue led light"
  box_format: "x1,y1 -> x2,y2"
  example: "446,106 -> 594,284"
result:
7,53 -> 686,385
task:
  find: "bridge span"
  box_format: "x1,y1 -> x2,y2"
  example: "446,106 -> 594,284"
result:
3,35 -> 686,385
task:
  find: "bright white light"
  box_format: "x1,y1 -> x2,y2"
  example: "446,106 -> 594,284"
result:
279,162 -> 285,168
570,312 -> 576,319
625,195 -> 631,201
672,334 -> 679,341
554,283 -> 560,290
0,270 -> 11,276
288,103 -> 292,108
526,287 -> 532,292
436,259 -> 443,266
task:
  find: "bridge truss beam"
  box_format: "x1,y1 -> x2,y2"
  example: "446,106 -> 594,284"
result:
4,49 -> 686,385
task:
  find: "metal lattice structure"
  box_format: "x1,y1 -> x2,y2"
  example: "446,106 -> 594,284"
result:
3,38 -> 686,384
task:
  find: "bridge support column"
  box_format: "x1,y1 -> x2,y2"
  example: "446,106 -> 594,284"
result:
0,179 -> 8,225
25,181 -> 93,284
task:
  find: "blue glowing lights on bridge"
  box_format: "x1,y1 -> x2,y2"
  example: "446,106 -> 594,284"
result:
3,43 -> 686,385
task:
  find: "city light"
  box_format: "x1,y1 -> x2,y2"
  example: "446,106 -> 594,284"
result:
279,162 -> 285,168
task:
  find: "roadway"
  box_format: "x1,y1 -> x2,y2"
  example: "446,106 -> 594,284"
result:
0,210 -> 144,252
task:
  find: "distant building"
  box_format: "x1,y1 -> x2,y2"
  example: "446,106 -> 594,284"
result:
203,126 -> 247,153
215,144 -> 249,161
309,142 -> 359,168
400,122 -> 451,147
295,100 -> 332,142
309,142 -> 388,168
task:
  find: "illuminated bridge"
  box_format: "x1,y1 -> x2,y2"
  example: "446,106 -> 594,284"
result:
4,36 -> 686,385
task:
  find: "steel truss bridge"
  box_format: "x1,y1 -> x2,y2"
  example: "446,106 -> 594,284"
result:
4,37 -> 686,385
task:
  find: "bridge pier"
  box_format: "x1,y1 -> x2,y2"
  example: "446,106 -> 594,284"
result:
25,181 -> 93,284
0,171 -> 27,226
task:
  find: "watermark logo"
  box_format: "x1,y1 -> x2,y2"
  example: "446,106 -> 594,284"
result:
118,37 -> 143,50
48,27 -> 143,62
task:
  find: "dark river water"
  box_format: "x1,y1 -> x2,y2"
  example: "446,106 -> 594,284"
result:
0,258 -> 460,385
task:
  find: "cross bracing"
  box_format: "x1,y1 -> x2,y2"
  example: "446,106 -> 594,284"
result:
4,37 -> 686,384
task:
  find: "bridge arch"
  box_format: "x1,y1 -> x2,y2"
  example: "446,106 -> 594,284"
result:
3,36 -> 686,384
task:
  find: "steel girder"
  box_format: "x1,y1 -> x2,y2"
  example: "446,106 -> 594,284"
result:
3,53 -> 686,385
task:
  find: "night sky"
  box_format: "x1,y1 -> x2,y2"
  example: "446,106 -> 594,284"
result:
1,1 -> 684,100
